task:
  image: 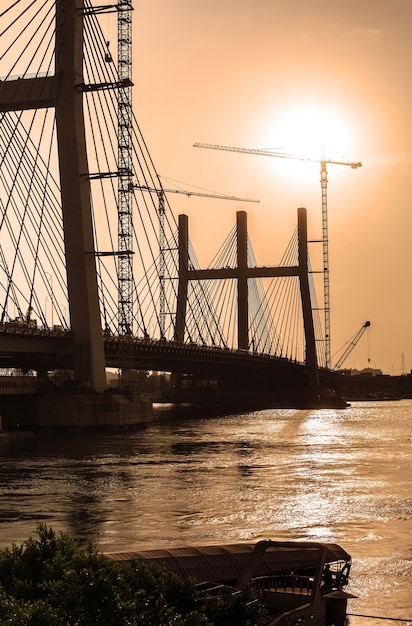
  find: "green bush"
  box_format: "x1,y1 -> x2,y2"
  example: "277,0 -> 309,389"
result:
0,525 -> 269,625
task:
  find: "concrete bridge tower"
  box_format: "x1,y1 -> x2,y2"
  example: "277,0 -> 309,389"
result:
0,0 -> 106,392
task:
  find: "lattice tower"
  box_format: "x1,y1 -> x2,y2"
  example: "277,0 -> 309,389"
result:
117,2 -> 133,335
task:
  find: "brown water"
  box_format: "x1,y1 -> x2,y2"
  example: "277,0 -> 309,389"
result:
0,399 -> 411,623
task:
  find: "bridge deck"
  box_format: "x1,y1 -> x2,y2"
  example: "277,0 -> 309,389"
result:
0,323 -> 309,384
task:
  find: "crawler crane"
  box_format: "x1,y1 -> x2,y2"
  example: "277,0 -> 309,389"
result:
333,321 -> 371,370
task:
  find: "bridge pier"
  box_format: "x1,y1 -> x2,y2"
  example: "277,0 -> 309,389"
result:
0,390 -> 153,433
35,392 -> 152,432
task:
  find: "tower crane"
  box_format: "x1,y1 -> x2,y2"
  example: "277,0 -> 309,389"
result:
136,184 -> 259,338
117,1 -> 134,335
333,321 -> 371,371
194,142 -> 362,369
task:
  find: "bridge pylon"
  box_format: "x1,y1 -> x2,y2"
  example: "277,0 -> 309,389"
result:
175,208 -> 319,389
54,0 -> 106,392
297,207 -> 319,388
0,0 -> 106,392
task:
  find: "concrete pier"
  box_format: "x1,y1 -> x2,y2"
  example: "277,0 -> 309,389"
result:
0,391 -> 153,433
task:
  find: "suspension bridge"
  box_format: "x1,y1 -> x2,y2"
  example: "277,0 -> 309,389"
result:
0,1 -> 340,429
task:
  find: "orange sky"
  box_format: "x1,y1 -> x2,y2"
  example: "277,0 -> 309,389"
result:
121,0 -> 411,374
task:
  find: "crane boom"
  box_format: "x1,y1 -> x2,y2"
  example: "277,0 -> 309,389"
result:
193,142 -> 362,169
333,321 -> 371,370
194,141 -> 362,369
136,184 -> 259,203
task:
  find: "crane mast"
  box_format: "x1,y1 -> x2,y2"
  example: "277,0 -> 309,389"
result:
194,142 -> 362,369
157,190 -> 166,338
320,160 -> 330,368
117,1 -> 133,335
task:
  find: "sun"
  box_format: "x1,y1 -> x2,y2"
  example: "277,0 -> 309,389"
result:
269,105 -> 352,161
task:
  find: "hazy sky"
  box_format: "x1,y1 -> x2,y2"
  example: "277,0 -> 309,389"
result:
122,0 -> 411,373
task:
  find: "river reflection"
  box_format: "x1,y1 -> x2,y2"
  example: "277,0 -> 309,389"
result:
0,400 -> 411,621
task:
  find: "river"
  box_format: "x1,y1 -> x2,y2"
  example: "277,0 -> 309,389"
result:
0,399 -> 411,623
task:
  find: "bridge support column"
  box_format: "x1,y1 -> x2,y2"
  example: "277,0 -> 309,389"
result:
54,0 -> 106,391
237,211 -> 249,350
175,214 -> 189,342
298,207 -> 319,388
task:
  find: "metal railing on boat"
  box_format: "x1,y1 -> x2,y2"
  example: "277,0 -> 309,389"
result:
252,574 -> 315,595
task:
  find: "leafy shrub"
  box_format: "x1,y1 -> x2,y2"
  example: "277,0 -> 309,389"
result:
0,524 -> 269,625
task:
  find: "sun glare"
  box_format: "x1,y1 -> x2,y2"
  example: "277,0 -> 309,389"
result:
269,105 -> 351,161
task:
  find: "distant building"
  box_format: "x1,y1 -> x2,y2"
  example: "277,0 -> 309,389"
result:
341,367 -> 383,377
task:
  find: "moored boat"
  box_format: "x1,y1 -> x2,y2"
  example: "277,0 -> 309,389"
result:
107,539 -> 356,626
